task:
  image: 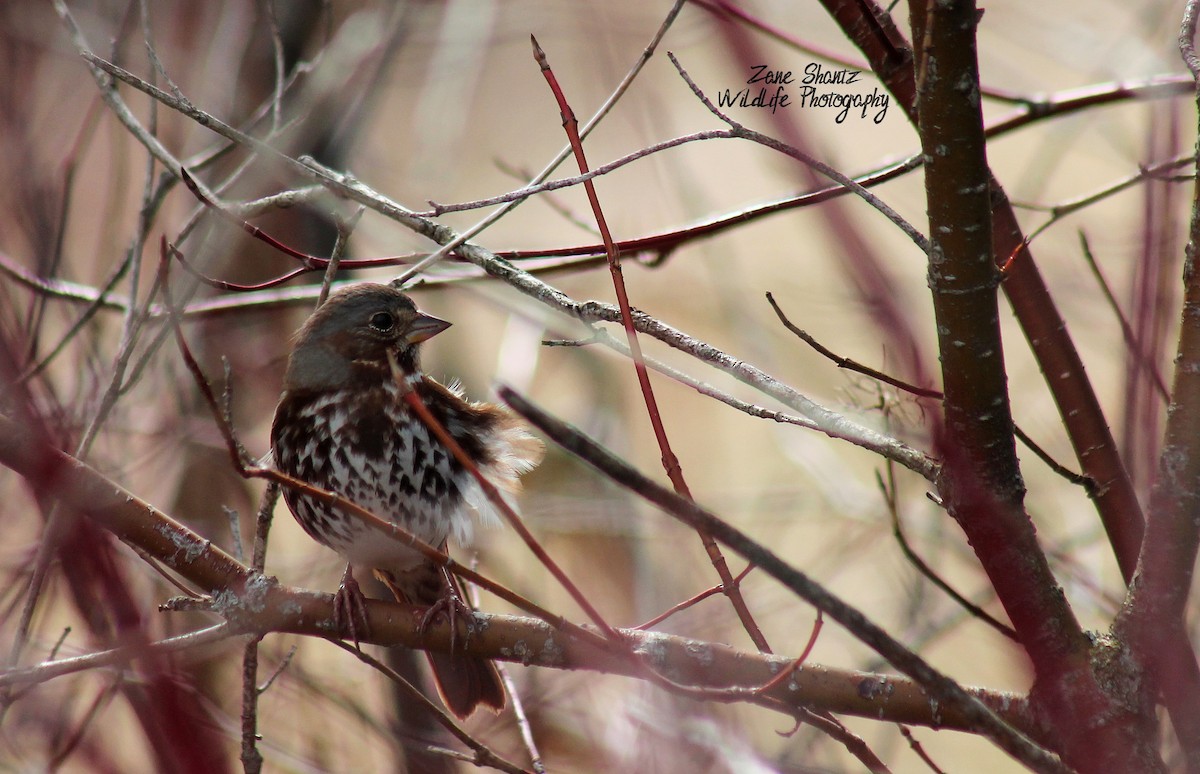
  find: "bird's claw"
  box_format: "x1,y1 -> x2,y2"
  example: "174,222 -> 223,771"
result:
418,585 -> 474,653
333,565 -> 371,649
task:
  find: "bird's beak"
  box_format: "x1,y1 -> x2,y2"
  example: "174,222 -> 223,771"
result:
404,313 -> 452,344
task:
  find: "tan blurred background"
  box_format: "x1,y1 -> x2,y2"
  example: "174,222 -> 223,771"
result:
0,0 -> 1193,771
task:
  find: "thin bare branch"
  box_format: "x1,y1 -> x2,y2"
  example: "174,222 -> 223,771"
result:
331,641 -> 532,774
666,52 -> 930,255
0,624 -> 235,689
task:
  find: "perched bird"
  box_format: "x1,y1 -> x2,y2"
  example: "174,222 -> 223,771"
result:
270,283 -> 543,717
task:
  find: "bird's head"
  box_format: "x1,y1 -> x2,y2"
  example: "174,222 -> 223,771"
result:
282,283 -> 450,391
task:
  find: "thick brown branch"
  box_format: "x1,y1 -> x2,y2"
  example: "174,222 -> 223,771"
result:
0,411 -> 1034,737
913,2 -> 1155,769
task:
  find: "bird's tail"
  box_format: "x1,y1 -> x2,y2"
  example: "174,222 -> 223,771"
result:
426,650 -> 505,719
376,562 -> 506,719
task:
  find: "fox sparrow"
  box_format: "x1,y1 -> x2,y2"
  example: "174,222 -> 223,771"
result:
270,282 -> 543,718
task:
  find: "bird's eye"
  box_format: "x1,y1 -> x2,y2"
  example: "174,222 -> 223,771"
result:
369,312 -> 395,332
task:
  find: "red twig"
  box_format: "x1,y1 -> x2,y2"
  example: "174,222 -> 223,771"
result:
997,236 -> 1028,277
755,611 -> 824,697
166,240 -> 308,292
529,35 -> 685,492
530,35 -> 772,654
899,725 -> 948,774
181,167 -> 317,267
634,563 -> 755,631
394,365 -> 619,643
179,166 -> 420,287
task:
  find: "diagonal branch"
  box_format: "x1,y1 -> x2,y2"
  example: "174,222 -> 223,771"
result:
498,387 -> 1066,774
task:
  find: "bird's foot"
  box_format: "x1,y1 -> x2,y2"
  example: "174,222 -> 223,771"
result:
418,578 -> 474,653
333,564 -> 371,649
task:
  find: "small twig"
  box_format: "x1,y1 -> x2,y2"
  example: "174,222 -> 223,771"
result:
317,206 -> 364,306
257,645 -> 296,696
501,661 -> 545,773
1011,425 -> 1094,493
220,357 -> 252,464
179,170 -> 422,291
754,611 -> 824,697
330,640 -> 532,774
1014,154 -> 1193,216
138,0 -> 187,103
224,506 -> 245,564
262,0 -> 285,133
541,335 -> 603,347
1077,231 -> 1171,402
251,481 -> 279,573
796,709 -> 893,773
754,616 -> 885,774
494,158 -> 600,237
159,242 -> 255,472
46,680 -> 121,770
22,92 -> 102,367
172,252 -> 308,292
422,131 -> 734,217
482,151 -> 921,263
875,466 -> 1018,642
768,291 -> 1087,489
0,623 -> 234,689
767,292 -> 941,399
181,168 -> 318,268
635,563 -> 755,631
467,570 -> 545,773
17,250 -> 133,384
240,636 -> 264,774
125,543 -> 207,599
554,325 -> 822,436
899,725 -> 948,774
48,628 -> 72,662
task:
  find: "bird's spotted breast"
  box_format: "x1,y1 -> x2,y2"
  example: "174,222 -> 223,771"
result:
271,379 -> 475,570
